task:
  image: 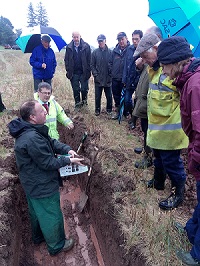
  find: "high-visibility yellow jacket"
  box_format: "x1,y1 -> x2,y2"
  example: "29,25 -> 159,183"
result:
34,93 -> 73,140
147,66 -> 188,150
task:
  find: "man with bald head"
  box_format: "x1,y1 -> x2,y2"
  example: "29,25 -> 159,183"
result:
64,31 -> 91,111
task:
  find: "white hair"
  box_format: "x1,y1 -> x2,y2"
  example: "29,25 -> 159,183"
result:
146,42 -> 161,53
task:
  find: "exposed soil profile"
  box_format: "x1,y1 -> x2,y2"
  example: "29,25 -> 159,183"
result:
0,113 -> 197,266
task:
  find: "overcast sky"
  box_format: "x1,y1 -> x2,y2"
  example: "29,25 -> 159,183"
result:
1,0 -> 155,48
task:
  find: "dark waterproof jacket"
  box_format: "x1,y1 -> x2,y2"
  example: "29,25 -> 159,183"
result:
122,45 -> 140,90
91,44 -> 112,87
132,64 -> 149,119
29,44 -> 57,80
109,41 -> 130,81
8,118 -> 72,198
64,39 -> 91,81
174,58 -> 200,181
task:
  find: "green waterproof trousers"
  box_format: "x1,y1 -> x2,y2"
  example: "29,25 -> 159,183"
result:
26,192 -> 65,255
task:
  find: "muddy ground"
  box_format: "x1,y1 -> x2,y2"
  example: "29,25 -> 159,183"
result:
0,112 -> 197,266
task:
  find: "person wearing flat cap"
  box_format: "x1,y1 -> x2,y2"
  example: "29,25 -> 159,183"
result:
133,33 -> 188,211
91,34 -> 113,116
109,32 -> 130,120
158,36 -> 200,266
30,35 -> 57,92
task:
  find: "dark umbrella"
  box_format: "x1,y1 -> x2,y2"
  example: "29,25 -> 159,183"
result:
16,25 -> 67,53
118,87 -> 126,124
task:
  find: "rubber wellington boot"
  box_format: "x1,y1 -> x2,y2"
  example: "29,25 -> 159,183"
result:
147,167 -> 166,190
159,181 -> 185,210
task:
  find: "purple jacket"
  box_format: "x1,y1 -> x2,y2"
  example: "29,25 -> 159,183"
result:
174,58 -> 200,181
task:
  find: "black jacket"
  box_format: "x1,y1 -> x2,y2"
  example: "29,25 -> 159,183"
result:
91,44 -> 112,87
8,118 -> 71,198
64,38 -> 91,81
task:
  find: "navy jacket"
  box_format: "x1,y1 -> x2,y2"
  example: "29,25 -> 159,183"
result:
29,44 -> 57,80
122,44 -> 140,91
109,41 -> 130,81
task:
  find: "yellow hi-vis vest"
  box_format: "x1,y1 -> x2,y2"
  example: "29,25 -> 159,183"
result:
147,66 -> 188,150
34,93 -> 73,140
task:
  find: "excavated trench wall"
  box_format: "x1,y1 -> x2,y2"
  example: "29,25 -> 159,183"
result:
0,119 -> 147,266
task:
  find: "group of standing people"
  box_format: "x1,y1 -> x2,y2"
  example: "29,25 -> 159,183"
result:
8,28 -> 200,264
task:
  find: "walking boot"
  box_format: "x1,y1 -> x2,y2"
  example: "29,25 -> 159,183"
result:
176,250 -> 200,265
112,107 -> 119,120
147,167 -> 166,190
159,180 -> 185,210
129,116 -> 137,129
135,154 -> 153,169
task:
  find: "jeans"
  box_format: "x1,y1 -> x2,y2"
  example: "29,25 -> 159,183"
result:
34,78 -> 52,92
70,74 -> 89,106
124,88 -> 134,116
153,149 -> 186,186
185,181 -> 200,261
95,85 -> 112,113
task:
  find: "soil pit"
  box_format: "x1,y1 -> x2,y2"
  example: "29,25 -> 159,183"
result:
0,115 -> 197,266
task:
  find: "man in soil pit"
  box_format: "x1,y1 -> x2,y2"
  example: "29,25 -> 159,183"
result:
8,100 -> 84,256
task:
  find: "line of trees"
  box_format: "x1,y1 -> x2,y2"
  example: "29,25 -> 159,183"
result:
0,1 -> 49,46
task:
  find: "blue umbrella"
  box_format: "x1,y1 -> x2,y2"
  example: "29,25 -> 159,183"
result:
118,87 -> 126,124
16,25 -> 67,53
148,0 -> 200,57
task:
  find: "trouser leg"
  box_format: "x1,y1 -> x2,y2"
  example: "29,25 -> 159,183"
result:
95,85 -> 103,113
190,182 -> 200,261
70,74 -> 81,106
124,89 -> 133,116
80,75 -> 89,104
141,118 -> 151,153
43,79 -> 52,87
111,79 -> 123,107
0,93 -> 6,112
34,79 -> 42,92
160,149 -> 186,188
104,86 -> 112,112
27,192 -> 65,255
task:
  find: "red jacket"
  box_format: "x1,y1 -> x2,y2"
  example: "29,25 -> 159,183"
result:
174,58 -> 200,181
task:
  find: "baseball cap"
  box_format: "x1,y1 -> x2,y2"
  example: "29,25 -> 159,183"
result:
133,33 -> 160,57
116,32 -> 127,40
41,35 -> 51,42
97,34 -> 106,41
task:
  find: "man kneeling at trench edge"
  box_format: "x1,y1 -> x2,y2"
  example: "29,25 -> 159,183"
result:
8,100 -> 84,256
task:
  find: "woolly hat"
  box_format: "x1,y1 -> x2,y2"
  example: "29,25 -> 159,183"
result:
157,36 -> 193,64
133,33 -> 160,57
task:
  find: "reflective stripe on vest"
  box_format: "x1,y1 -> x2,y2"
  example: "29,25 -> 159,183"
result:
46,117 -> 56,123
149,123 -> 182,131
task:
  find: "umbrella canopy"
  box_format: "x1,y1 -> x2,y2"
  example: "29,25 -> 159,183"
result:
118,87 -> 126,124
16,25 -> 67,53
148,0 -> 200,57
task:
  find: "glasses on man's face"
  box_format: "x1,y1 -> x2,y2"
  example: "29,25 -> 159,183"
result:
132,38 -> 139,41
39,91 -> 51,96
